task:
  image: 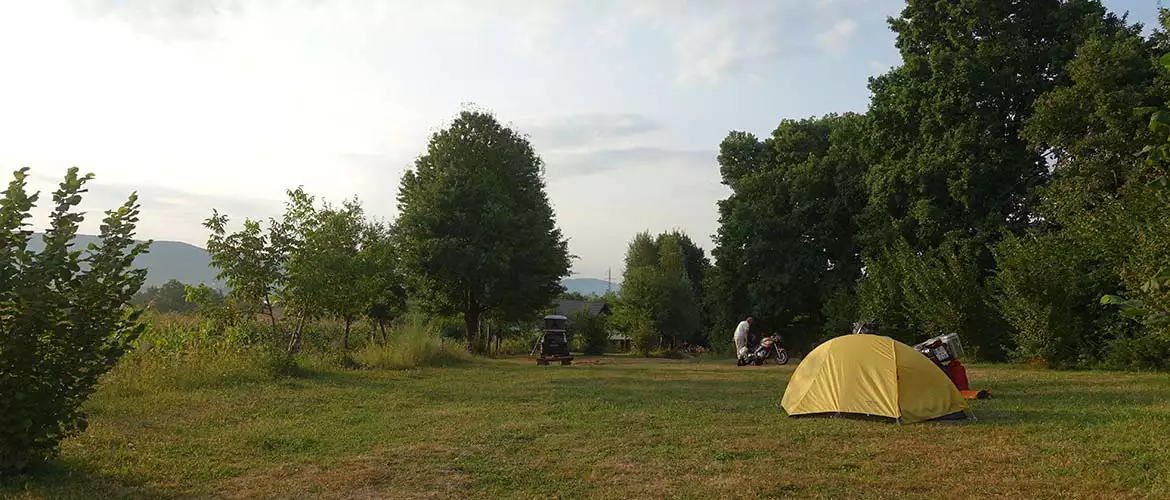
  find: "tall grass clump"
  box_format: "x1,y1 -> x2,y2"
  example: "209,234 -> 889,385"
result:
354,319 -> 471,370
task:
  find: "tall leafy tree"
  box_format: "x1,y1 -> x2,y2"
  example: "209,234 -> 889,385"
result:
395,110 -> 571,352
993,21 -> 1162,366
709,113 -> 869,353
655,233 -> 701,345
203,212 -> 285,332
614,230 -> 706,352
204,187 -> 313,354
858,0 -> 1127,358
864,0 -> 1124,251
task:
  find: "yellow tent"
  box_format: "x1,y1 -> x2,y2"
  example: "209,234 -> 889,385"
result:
781,334 -> 969,423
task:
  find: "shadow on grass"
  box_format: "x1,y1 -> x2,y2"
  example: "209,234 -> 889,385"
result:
0,459 -> 173,500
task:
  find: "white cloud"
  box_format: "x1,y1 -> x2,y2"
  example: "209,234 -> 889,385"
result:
816,19 -> 858,56
0,0 -> 899,279
525,113 -> 661,151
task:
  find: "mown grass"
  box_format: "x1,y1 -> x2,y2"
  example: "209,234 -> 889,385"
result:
2,356 -> 1169,499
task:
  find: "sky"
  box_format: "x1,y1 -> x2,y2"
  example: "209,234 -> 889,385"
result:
0,0 -> 1162,281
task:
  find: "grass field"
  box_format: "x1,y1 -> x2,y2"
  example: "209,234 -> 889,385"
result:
3,355 -> 1170,499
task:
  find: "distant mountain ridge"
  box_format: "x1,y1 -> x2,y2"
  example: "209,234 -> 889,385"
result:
27,233 -> 222,288
26,233 -> 619,296
561,278 -> 619,297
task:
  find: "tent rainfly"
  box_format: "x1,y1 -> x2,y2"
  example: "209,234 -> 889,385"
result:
781,334 -> 970,423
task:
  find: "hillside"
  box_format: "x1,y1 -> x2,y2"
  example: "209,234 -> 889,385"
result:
25,233 -> 617,295
26,234 -> 221,288
562,278 -> 618,296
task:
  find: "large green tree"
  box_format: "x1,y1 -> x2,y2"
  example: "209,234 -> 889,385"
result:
993,20 -> 1163,366
858,0 -> 1127,359
360,222 -> 408,345
708,113 -> 869,353
395,110 -> 571,352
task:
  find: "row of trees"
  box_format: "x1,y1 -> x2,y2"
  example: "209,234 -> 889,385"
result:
204,189 -> 407,352
202,110 -> 571,356
706,2 -> 1170,368
3,109 -> 573,471
131,278 -> 222,314
612,230 -> 710,353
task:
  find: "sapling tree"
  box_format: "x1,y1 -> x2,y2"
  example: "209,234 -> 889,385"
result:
0,167 -> 150,472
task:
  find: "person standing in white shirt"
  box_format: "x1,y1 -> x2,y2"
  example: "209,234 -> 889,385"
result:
733,316 -> 753,363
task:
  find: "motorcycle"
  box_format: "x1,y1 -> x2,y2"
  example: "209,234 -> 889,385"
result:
739,334 -> 789,366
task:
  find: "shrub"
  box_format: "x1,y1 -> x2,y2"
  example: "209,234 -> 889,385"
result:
0,168 -> 149,472
859,237 -> 1009,361
629,316 -> 659,355
993,231 -> 1130,368
569,312 -> 609,355
496,335 -> 537,356
1104,334 -> 1170,370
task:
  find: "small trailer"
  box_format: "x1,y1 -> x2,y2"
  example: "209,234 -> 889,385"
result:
533,314 -> 573,366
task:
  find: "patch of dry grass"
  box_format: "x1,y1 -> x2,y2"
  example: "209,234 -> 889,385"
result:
2,357 -> 1169,499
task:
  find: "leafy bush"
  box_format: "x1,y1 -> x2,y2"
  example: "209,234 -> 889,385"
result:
859,238 -> 1009,360
629,316 -> 660,356
569,312 -> 608,355
353,319 -> 471,370
0,168 -> 149,472
993,231 -> 1131,367
1103,333 -> 1170,370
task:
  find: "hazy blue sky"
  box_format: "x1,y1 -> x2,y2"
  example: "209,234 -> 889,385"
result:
0,0 -> 1161,280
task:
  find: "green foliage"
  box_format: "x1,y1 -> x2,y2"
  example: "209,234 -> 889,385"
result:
559,291 -> 592,301
705,1 -> 1168,366
394,110 -> 571,352
132,279 -> 199,314
613,230 -> 706,351
203,208 -> 285,331
568,311 -> 608,355
864,1 -> 1123,251
858,238 -> 1007,359
628,315 -> 659,356
284,197 -> 371,349
205,187 -> 411,357
0,168 -> 150,472
994,232 -> 1130,367
852,0 -> 1130,361
1103,334 -> 1170,370
709,113 -> 868,354
361,224 -> 408,344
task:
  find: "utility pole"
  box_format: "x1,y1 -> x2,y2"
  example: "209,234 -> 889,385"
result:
606,267 -> 612,292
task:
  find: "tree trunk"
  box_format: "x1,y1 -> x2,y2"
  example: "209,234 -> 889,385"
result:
343,316 -> 353,350
378,321 -> 387,345
264,295 -> 278,331
464,303 -> 480,353
286,314 -> 306,357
